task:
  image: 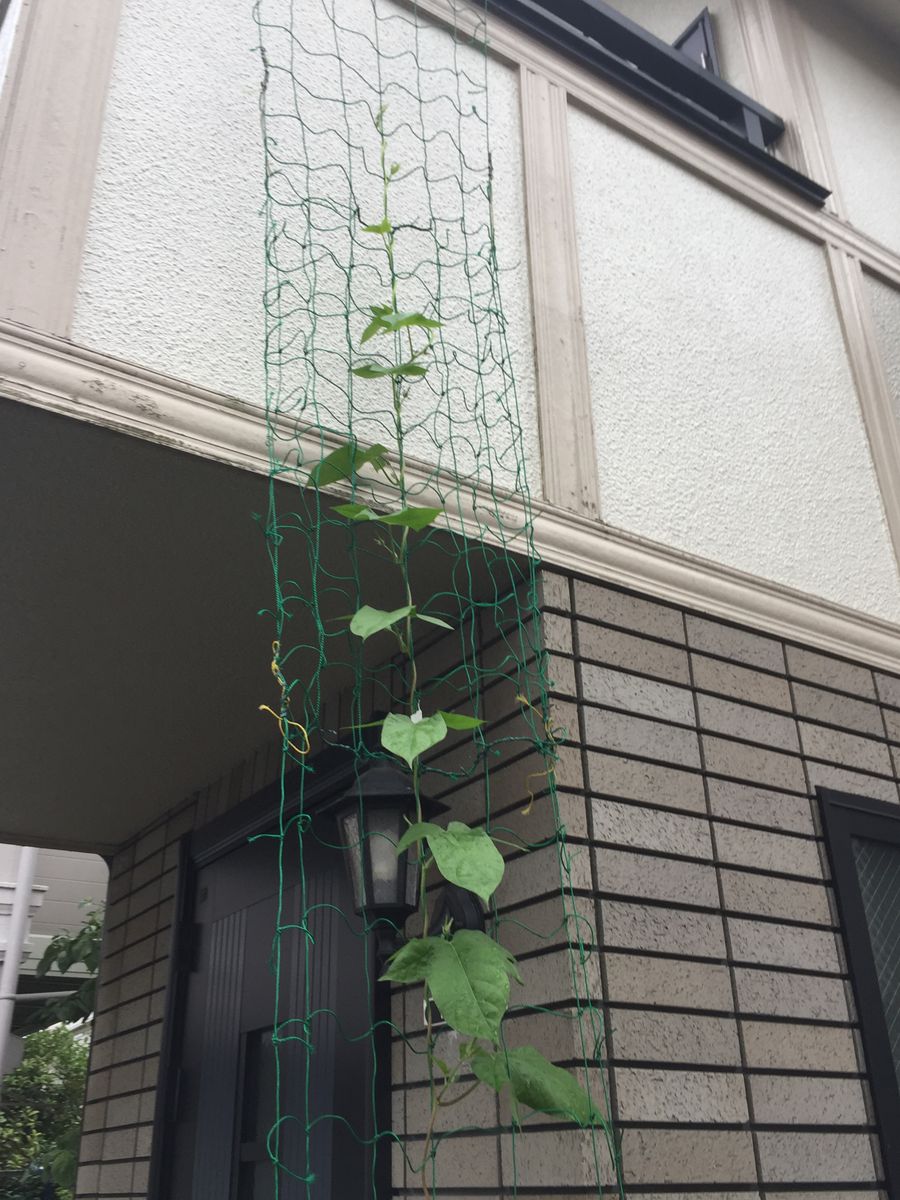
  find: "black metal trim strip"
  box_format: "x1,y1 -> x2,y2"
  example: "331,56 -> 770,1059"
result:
485,0 -> 830,205
819,786 -> 900,1197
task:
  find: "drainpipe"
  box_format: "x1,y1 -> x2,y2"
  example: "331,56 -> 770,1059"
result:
0,845 -> 38,1102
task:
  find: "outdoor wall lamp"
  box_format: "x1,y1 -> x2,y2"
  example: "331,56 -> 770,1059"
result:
333,763 -> 484,964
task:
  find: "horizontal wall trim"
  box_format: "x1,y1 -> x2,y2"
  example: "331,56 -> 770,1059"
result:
4,320 -> 900,671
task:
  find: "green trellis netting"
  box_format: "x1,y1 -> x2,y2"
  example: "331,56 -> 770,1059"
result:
251,0 -> 624,1193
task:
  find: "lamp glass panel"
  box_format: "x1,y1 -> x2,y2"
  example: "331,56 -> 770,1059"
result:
339,809 -> 365,911
366,804 -> 404,907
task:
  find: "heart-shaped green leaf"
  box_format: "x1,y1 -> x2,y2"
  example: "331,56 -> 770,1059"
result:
381,930 -> 520,1042
332,504 -> 443,531
395,821 -> 504,903
307,441 -> 390,487
349,604 -> 413,641
425,822 -> 504,903
332,502 -> 380,522
360,308 -> 442,343
438,711 -> 484,730
380,506 -> 443,530
426,930 -> 520,1041
395,821 -> 441,855
380,936 -> 435,983
472,1046 -> 605,1127
352,360 -> 428,379
381,712 -> 447,767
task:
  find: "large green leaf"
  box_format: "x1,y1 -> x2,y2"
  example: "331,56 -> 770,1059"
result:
379,936 -> 435,983
361,305 -> 442,343
381,931 -> 520,1041
394,820 -> 504,904
472,1046 -> 603,1127
427,930 -> 520,1040
379,506 -> 443,530
332,502 -> 380,522
332,503 -> 443,531
395,821 -> 441,855
352,360 -> 428,379
429,822 -> 504,903
307,441 -> 390,487
349,604 -> 413,641
471,1046 -> 510,1093
381,711 -> 447,767
438,711 -> 484,730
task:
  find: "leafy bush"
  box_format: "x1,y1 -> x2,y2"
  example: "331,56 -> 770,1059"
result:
0,1026 -> 89,1199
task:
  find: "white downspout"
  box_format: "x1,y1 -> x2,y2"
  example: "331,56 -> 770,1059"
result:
0,844 -> 38,1102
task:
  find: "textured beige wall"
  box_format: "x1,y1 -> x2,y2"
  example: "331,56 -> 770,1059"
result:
70,0 -> 539,493
568,103 -> 900,623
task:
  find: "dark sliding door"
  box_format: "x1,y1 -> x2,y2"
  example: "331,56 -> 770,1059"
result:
165,816 -> 375,1199
820,787 -> 900,1193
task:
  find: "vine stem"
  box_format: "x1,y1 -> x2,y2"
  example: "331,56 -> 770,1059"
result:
374,108 -> 439,1198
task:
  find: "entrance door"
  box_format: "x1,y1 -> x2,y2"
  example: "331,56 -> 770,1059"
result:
166,813 -> 376,1198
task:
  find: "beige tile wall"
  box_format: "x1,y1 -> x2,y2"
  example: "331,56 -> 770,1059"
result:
390,591 -> 620,1194
546,571 -> 896,1196
77,568 -> 900,1197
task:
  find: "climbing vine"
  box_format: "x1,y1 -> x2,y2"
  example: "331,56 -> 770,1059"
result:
302,109 -> 610,1196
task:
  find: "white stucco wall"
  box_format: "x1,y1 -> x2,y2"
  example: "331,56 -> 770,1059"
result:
792,0 -> 900,254
569,105 -> 900,623
71,0 -> 538,491
609,0 -> 752,95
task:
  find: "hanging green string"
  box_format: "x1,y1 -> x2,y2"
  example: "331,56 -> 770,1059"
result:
253,0 -> 624,1195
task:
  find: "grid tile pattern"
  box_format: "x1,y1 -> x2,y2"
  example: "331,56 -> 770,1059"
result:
552,571 -> 897,1196
76,569 -> 900,1198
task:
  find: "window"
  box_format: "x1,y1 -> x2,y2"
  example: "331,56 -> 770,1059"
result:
674,8 -> 721,75
821,787 -> 900,1192
487,0 -> 830,205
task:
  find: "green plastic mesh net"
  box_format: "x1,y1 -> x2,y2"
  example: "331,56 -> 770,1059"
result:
251,0 -> 623,1193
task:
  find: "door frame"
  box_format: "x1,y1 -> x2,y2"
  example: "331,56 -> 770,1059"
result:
148,746 -> 393,1200
819,785 -> 900,1194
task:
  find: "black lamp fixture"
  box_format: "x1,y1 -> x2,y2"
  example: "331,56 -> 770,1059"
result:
335,764 -> 426,924
333,762 -> 484,961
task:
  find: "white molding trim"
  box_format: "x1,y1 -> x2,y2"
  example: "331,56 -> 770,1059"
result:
760,0 -> 847,219
827,244 -> 900,570
0,0 -> 123,335
519,67 -> 599,519
733,0 -> 810,180
3,321 -> 900,673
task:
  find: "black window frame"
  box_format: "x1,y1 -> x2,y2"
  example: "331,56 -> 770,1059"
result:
485,0 -> 831,206
820,786 -> 900,1193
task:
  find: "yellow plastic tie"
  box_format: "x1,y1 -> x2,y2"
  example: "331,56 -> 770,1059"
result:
259,704 -> 310,757
259,640 -> 310,756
